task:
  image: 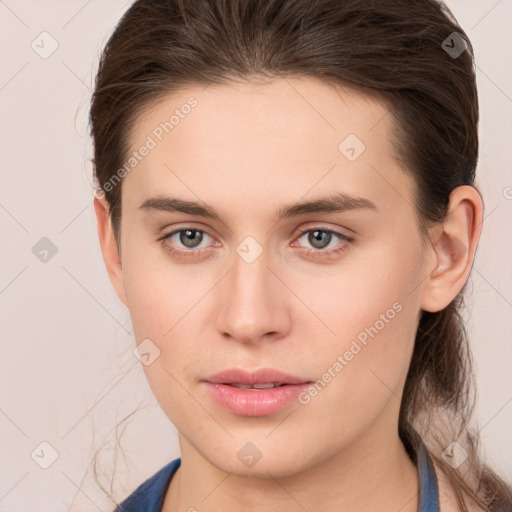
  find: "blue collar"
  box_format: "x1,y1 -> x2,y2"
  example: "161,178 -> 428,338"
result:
417,439 -> 441,512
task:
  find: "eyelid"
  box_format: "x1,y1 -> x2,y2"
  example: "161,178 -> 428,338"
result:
294,223 -> 354,238
159,221 -> 216,237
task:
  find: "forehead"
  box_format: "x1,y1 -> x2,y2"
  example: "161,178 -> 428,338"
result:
123,76 -> 414,217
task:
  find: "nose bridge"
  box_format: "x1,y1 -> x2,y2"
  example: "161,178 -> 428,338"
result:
215,240 -> 289,343
232,244 -> 270,298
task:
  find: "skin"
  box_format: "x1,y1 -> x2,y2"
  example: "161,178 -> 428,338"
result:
94,77 -> 483,512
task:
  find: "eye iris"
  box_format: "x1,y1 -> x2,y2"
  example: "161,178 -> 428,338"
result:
180,229 -> 203,248
309,230 -> 331,249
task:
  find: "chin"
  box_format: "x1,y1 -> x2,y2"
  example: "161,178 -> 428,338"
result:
202,441 -> 322,480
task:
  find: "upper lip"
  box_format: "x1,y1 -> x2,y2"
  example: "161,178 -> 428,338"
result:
203,368 -> 311,385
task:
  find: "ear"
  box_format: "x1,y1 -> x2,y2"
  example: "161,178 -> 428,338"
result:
420,185 -> 483,313
93,194 -> 128,306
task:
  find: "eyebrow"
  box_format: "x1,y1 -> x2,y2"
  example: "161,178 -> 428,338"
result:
138,192 -> 378,222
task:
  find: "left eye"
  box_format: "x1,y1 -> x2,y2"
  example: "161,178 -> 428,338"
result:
162,229 -> 212,249
295,228 -> 350,250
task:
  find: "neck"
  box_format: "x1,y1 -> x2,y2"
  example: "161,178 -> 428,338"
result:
162,429 -> 420,512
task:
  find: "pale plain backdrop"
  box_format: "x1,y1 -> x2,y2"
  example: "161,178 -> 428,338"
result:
0,0 -> 511,510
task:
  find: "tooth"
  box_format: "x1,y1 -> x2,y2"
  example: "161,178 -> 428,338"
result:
230,382 -> 281,389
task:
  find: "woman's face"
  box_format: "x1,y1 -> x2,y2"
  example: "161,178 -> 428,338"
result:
110,77 -> 434,476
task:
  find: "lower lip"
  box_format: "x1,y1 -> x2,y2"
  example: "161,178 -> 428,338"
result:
203,382 -> 311,416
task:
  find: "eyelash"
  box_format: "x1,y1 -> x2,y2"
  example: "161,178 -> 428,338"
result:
158,226 -> 354,261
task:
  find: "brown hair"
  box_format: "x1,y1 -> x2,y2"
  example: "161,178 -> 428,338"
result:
89,0 -> 512,510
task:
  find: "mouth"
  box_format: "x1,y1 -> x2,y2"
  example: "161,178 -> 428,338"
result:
202,368 -> 313,416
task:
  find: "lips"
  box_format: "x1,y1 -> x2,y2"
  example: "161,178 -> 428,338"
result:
203,367 -> 310,386
202,368 -> 313,416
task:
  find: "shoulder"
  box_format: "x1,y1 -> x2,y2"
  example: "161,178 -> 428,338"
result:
115,458 -> 181,512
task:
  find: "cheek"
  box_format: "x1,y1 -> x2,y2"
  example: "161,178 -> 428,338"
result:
285,230 -> 423,350
291,235 -> 424,409
122,235 -> 212,340
121,242 -> 221,407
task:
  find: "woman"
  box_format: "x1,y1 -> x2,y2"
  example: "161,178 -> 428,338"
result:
89,0 -> 512,510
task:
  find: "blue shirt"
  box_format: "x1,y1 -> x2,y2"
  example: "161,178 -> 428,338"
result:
116,441 -> 440,511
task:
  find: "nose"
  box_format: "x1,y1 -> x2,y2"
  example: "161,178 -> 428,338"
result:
215,245 -> 291,345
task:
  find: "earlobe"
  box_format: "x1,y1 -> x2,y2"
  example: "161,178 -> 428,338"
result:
93,195 -> 128,306
420,185 -> 483,313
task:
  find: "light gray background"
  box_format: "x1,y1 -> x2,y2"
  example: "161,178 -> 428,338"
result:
1,1 -> 511,510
